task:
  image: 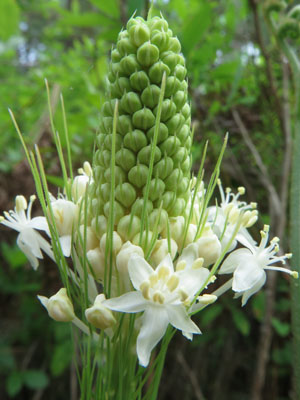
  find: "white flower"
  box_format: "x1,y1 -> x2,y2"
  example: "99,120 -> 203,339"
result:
72,161 -> 93,202
219,225 -> 298,305
0,195 -> 53,270
208,181 -> 258,252
104,251 -> 209,367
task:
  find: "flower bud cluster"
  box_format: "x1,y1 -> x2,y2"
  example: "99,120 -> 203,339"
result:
92,13 -> 192,239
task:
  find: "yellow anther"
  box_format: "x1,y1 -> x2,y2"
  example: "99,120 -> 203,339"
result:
149,274 -> 158,287
197,294 -> 217,305
0,216 -> 4,222
274,244 -> 279,252
260,230 -> 266,238
16,195 -> 27,212
153,291 -> 165,304
238,186 -> 245,195
250,202 -> 257,209
179,289 -> 189,302
30,194 -> 36,202
140,282 -> 150,300
285,253 -> 292,259
217,179 -> 221,185
292,271 -> 299,279
209,275 -> 216,284
157,265 -> 170,280
167,274 -> 179,291
225,187 -> 231,194
263,224 -> 270,232
271,236 -> 280,244
176,260 -> 186,271
228,208 -> 239,224
192,258 -> 204,269
246,215 -> 258,227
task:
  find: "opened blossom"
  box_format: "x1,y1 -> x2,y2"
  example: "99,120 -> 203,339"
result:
219,225 -> 298,305
104,250 -> 209,367
0,195 -> 53,270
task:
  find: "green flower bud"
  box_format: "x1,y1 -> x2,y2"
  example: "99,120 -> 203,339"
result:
117,38 -> 137,56
154,99 -> 176,121
117,115 -> 133,136
91,215 -> 107,238
129,22 -> 150,47
177,124 -> 190,142
132,107 -> 155,130
130,70 -> 150,91
131,198 -> 153,217
117,215 -> 141,240
173,90 -> 187,109
115,182 -> 137,207
111,77 -> 131,98
121,92 -> 142,114
115,147 -> 136,171
169,197 -> 186,217
141,84 -> 161,108
160,191 -> 176,211
111,48 -> 121,62
172,147 -> 187,166
150,30 -> 170,52
104,133 -> 123,151
153,156 -> 174,179
159,136 -> 181,156
120,54 -> 140,76
174,65 -> 187,81
149,209 -> 168,233
128,164 -> 149,188
143,178 -> 165,201
164,76 -> 181,97
165,168 -> 183,191
166,113 -> 185,135
148,16 -> 169,32
148,61 -> 170,84
137,145 -> 161,165
176,177 -> 190,195
168,37 -> 181,53
137,42 -> 159,67
104,166 -> 126,185
161,51 -> 180,72
124,129 -> 148,152
147,123 -> 169,144
103,200 -> 125,224
100,183 -> 111,202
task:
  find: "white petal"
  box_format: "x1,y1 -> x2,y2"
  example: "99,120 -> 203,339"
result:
219,248 -> 252,274
241,274 -> 266,306
157,253 -> 174,272
236,229 -> 257,249
137,306 -> 169,367
177,243 -> 198,268
104,291 -> 148,313
59,235 -> 72,257
178,267 -> 209,296
232,258 -> 265,292
17,234 -> 39,270
128,255 -> 154,290
29,216 -> 50,235
19,228 -> 43,258
166,304 -> 201,334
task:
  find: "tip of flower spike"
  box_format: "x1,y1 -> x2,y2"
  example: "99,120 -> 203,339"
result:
238,186 -> 245,195
292,271 -> 299,279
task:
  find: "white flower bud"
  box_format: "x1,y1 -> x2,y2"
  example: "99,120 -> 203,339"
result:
85,294 -> 116,330
51,199 -> 77,236
78,225 -> 99,252
150,238 -> 177,267
100,231 -> 123,254
87,247 -> 105,280
196,234 -> 221,267
91,215 -> 107,238
72,175 -> 89,202
38,288 -> 75,322
197,294 -> 217,305
116,242 -> 144,276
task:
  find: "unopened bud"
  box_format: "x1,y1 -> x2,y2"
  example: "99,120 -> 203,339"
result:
197,234 -> 221,267
85,294 -> 116,330
38,288 -> 75,322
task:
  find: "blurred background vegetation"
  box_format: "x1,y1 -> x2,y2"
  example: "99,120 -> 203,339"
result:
0,0 -> 298,399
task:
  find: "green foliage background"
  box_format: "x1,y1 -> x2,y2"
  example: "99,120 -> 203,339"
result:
0,0 -> 297,399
